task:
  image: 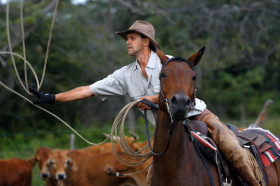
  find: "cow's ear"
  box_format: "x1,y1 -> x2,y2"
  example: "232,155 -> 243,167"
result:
66,158 -> 78,171
156,49 -> 169,65
28,156 -> 38,167
187,46 -> 205,66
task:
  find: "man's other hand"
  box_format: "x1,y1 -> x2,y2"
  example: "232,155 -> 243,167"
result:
29,87 -> 56,105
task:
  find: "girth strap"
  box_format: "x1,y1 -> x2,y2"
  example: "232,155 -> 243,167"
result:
205,137 -> 231,185
183,121 -> 217,186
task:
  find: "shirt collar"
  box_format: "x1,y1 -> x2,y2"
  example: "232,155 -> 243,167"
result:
134,51 -> 157,71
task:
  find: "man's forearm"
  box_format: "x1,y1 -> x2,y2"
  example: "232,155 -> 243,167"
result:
55,86 -> 95,102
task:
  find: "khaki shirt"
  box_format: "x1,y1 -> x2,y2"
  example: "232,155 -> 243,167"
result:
90,51 -> 206,124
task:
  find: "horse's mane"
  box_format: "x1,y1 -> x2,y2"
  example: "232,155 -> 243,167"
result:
166,57 -> 194,70
169,56 -> 188,62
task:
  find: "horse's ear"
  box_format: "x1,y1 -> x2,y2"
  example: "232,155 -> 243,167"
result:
187,46 -> 206,66
156,49 -> 169,64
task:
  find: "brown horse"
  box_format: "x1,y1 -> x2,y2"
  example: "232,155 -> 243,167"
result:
151,47 -> 280,186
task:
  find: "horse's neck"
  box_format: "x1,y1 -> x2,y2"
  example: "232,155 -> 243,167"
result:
152,111 -> 202,185
153,111 -> 194,161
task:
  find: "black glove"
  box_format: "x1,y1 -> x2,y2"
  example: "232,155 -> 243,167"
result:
29,87 -> 56,105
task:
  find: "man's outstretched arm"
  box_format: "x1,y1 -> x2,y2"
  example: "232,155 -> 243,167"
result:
30,86 -> 95,104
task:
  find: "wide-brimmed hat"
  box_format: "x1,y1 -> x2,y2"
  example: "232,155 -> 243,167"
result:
115,20 -> 160,49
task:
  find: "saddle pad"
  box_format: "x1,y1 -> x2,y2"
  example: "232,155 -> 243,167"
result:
243,127 -> 280,167
192,132 -> 218,163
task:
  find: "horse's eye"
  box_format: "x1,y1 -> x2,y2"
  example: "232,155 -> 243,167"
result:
161,73 -> 166,78
192,76 -> 196,81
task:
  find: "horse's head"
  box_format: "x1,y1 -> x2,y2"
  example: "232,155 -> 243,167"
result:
156,47 -> 205,121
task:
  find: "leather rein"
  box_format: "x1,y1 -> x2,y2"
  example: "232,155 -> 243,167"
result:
142,57 -> 195,156
142,57 -> 216,186
143,57 -> 197,156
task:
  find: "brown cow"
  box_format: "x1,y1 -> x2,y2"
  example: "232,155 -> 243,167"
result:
40,148 -> 136,186
66,150 -> 137,186
45,149 -> 77,186
41,135 -> 141,186
104,141 -> 153,186
0,156 -> 37,186
32,148 -> 76,186
78,134 -> 139,154
34,147 -> 53,179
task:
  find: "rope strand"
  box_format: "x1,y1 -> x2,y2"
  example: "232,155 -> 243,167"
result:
1,0 -> 108,146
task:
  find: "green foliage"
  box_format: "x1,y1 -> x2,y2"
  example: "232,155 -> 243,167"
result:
1,0 -> 280,141
0,3 -> 279,186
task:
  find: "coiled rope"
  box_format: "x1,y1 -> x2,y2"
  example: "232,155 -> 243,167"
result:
110,100 -> 154,176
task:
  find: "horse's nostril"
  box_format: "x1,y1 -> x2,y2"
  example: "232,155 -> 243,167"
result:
171,94 -> 191,106
171,96 -> 178,104
186,98 -> 191,105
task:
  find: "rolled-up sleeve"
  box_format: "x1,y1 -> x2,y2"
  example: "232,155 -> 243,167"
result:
187,98 -> 207,117
90,69 -> 127,101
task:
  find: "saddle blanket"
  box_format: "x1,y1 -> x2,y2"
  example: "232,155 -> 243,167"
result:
243,127 -> 280,167
192,132 -> 218,163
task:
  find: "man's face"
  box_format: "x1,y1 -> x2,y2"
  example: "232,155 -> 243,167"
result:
126,32 -> 147,56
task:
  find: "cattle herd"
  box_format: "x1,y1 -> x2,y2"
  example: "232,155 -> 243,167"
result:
0,136 -> 152,186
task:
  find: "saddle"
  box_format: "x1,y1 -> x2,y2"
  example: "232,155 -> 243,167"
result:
237,131 -> 272,153
188,121 -> 270,185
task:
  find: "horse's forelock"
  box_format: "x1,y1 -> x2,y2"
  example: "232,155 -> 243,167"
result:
164,57 -> 194,71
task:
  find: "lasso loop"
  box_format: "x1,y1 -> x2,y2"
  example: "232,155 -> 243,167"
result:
110,100 -> 154,176
0,0 -> 109,146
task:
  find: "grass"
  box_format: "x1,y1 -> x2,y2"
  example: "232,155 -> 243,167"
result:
0,116 -> 279,185
0,120 -> 152,185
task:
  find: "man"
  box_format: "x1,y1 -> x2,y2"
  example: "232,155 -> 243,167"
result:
30,20 -> 261,186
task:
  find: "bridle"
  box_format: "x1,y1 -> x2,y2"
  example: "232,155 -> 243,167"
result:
159,57 -> 196,127
143,57 -> 216,185
145,57 -> 197,156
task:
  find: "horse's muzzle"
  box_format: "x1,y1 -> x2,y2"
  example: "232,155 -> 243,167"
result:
170,93 -> 192,121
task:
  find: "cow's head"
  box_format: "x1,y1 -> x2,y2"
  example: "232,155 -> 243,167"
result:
34,147 -> 53,180
104,134 -> 148,176
47,149 -> 78,181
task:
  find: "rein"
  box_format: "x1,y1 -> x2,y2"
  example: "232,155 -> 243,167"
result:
183,120 -> 217,186
139,57 -> 196,156
144,109 -> 172,156
143,57 -> 197,156
142,99 -> 217,185
139,98 -> 172,156
153,57 -> 216,186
